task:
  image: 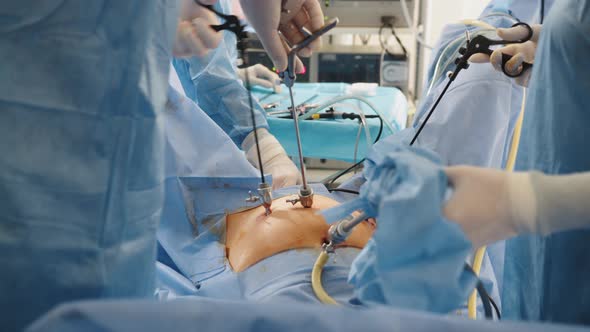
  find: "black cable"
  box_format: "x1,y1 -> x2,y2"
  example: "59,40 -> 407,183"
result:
463,264 -> 493,320
323,113 -> 381,187
540,0 -> 545,24
410,76 -> 454,146
476,280 -> 493,319
489,295 -> 502,320
328,188 -> 360,195
327,159 -> 364,186
379,24 -> 408,58
374,114 -> 384,143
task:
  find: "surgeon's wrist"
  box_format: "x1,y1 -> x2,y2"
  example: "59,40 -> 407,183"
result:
506,172 -> 538,236
241,127 -> 270,152
242,128 -> 286,169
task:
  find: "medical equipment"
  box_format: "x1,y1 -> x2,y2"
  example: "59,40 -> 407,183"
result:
280,18 -> 339,208
197,1 -> 273,215
410,22 -> 534,146
321,0 -> 415,28
255,83 -> 406,163
323,213 -> 368,253
460,23 -> 534,78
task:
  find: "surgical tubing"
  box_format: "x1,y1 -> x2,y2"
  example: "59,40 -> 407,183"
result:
298,95 -> 400,134
467,246 -> 488,319
331,103 -> 372,164
312,213 -> 367,304
467,88 -> 527,319
312,251 -> 339,305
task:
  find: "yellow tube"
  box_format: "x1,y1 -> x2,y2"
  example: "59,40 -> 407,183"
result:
467,246 -> 487,319
467,89 -> 527,319
505,90 -> 527,172
312,250 -> 339,305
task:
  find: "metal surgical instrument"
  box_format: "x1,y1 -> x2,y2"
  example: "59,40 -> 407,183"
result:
410,22 -> 533,146
457,22 -> 534,78
196,1 -> 273,215
281,18 -> 339,208
322,212 -> 368,253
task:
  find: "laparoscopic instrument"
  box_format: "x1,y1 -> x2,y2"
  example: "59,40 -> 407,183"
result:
410,22 -> 534,146
280,18 -> 339,209
196,1 -> 273,215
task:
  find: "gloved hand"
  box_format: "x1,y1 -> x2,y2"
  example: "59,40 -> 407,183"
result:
443,166 -> 537,248
470,24 -> 542,87
238,0 -> 324,72
242,128 -> 301,189
237,64 -> 282,93
173,0 -> 223,58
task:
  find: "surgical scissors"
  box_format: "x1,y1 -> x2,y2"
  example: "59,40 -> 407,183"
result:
456,22 -> 534,78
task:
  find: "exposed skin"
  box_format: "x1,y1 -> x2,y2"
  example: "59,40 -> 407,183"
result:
226,194 -> 376,272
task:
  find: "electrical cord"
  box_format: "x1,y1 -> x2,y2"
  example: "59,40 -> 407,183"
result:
299,95 -> 399,133
540,0 -> 545,23
323,112 -> 382,187
379,23 -> 408,58
489,295 -> 502,319
328,188 -> 360,195
464,263 -> 493,319
320,105 -> 384,186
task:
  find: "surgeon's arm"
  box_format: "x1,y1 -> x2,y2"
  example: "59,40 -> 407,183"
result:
172,23 -> 265,145
444,166 -> 590,248
174,0 -> 222,57
172,2 -> 299,189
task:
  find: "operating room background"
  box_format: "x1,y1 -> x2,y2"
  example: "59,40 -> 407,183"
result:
232,0 -> 489,107
230,0 -> 491,182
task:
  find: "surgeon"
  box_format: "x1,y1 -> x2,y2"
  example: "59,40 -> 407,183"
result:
443,0 -> 590,325
408,0 -> 554,309
173,0 -> 325,190
0,0 -> 223,330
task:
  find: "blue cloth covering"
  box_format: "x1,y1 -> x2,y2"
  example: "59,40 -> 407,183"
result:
323,137 -> 477,313
172,0 -> 268,146
0,1 -> 177,330
27,298 -> 590,332
505,0 -> 590,324
255,83 -> 407,162
160,80 -> 262,283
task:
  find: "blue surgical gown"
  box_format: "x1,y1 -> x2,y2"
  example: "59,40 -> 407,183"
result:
0,0 -> 177,330
172,0 -> 268,146
505,0 -> 590,325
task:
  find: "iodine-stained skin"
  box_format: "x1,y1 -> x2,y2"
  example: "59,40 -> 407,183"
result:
226,195 -> 376,272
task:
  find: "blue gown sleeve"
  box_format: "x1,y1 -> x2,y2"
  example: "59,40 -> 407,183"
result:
171,0 -> 268,146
